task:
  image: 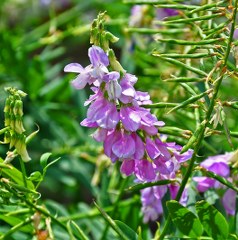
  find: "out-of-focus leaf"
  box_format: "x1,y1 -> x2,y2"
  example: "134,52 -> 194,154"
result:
0,215 -> 33,233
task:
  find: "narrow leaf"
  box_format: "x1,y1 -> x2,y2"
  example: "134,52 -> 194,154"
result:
94,201 -> 129,240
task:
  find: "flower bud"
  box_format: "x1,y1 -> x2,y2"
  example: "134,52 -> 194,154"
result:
14,116 -> 25,134
13,100 -> 23,117
15,135 -> 31,162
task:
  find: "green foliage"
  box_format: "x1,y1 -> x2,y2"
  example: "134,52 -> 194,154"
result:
196,200 -> 229,240
0,0 -> 238,239
167,200 -> 203,238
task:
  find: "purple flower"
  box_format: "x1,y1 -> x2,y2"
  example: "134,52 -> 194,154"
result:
193,153 -> 232,192
119,73 -> 137,104
134,91 -> 152,105
86,97 -> 119,129
88,45 -> 109,67
222,189 -> 236,215
120,106 -> 141,132
156,8 -> 179,20
64,45 -> 109,89
169,184 -> 188,206
104,129 -> 136,162
141,187 -> 164,223
135,159 -> 156,181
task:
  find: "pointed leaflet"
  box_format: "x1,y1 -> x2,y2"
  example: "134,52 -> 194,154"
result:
195,200 -> 229,240
167,200 -> 203,237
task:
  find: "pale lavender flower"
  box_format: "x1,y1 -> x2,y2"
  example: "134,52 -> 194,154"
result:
135,159 -> 156,181
119,73 -> 137,104
156,8 -> 178,20
120,106 -> 142,132
104,72 -> 122,101
193,153 -> 232,192
134,91 -> 152,105
141,185 -> 166,223
222,189 -> 236,215
64,45 -> 109,89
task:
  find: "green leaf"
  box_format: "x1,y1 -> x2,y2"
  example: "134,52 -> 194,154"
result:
27,171 -> 42,182
94,201 -> 129,240
40,152 -> 52,168
195,200 -> 229,240
114,220 -> 138,240
0,215 -> 33,233
0,158 -> 35,191
167,200 -> 203,237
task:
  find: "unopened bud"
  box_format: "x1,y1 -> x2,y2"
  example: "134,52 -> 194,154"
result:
105,32 -> 119,43
15,135 -> 31,162
13,100 -> 23,117
108,49 -> 125,73
9,132 -> 17,149
14,116 -> 25,134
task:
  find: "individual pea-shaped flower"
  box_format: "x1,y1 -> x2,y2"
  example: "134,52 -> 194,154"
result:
84,96 -> 119,129
193,153 -> 232,192
64,45 -> 109,89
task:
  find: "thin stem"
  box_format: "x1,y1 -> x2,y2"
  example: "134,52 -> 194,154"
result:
100,178 -> 128,240
19,157 -> 27,188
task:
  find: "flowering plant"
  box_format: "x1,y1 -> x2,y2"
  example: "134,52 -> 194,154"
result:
0,0 -> 238,239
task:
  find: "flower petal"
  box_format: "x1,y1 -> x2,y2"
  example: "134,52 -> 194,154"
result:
64,63 -> 84,73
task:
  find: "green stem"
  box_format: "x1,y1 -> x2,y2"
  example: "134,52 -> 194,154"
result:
100,178 -> 128,240
19,157 -> 27,188
159,1 -> 238,239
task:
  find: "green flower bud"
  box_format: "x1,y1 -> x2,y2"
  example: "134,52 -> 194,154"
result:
4,131 -> 11,144
13,100 -> 23,117
9,132 -> 17,149
14,116 -> 25,134
15,135 -> 31,162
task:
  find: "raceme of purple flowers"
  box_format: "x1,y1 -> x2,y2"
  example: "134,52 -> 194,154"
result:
64,45 -> 194,222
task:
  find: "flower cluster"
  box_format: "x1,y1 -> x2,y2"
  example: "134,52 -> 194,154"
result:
65,45 -> 193,222
193,153 -> 236,215
2,88 -> 31,162
65,45 -> 192,177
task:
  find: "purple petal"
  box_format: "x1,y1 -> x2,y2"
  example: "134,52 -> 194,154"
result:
120,159 -> 135,176
146,137 -> 161,159
103,71 -> 120,82
104,130 -> 120,162
80,118 -> 98,128
64,63 -> 84,73
91,128 -> 108,142
120,107 -> 141,132
193,177 -> 215,192
135,159 -> 156,181
222,189 -> 236,215
132,133 -> 144,159
71,74 -> 88,89
112,133 -> 135,158
88,45 -> 109,67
